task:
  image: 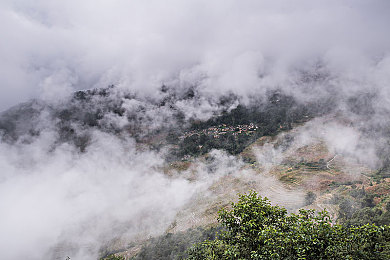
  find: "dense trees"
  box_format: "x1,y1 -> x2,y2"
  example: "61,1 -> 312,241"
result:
174,95 -> 314,158
178,132 -> 256,156
338,198 -> 390,227
186,191 -> 390,259
335,186 -> 390,227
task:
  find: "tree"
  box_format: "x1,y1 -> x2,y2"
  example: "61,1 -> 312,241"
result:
305,191 -> 317,206
186,191 -> 390,259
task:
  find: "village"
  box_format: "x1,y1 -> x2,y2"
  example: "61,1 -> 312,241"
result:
180,123 -> 259,140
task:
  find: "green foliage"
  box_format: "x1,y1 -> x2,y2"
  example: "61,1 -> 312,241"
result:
336,187 -> 390,227
338,198 -> 390,227
179,132 -> 256,156
343,207 -> 390,227
174,94 -> 314,158
386,201 -> 390,212
186,191 -> 390,259
101,255 -> 125,260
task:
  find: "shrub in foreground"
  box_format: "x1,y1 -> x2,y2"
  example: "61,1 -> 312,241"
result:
187,191 -> 390,259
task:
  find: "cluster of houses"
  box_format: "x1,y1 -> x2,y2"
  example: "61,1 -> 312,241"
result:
180,123 -> 259,140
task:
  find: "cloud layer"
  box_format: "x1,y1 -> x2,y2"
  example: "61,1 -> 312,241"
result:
0,129 -> 223,259
1,0 -> 390,110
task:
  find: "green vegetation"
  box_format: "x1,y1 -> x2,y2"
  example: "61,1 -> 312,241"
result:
130,227 -> 221,260
171,94 -> 314,158
189,94 -> 307,131
304,191 -> 317,206
373,158 -> 390,181
186,191 -> 390,259
335,186 -> 390,227
178,131 -> 257,156
343,206 -> 390,227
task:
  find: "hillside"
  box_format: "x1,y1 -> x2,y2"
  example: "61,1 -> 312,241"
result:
1,86 -> 390,260
44,88 -> 384,259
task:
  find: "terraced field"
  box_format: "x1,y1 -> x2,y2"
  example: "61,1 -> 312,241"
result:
104,116 -> 389,259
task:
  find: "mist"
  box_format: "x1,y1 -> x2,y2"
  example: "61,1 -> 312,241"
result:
1,0 -> 390,110
0,128 -> 233,259
1,1 -> 390,259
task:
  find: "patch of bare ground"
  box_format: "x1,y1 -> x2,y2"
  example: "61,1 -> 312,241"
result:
162,161 -> 192,176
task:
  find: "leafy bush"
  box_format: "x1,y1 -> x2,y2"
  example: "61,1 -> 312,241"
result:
186,191 -> 390,259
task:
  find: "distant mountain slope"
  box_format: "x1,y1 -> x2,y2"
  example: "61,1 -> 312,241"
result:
0,85 -> 330,157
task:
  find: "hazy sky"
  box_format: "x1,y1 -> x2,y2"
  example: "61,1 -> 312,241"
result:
1,0 -> 390,110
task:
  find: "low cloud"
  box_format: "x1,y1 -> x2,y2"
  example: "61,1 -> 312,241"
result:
0,0 -> 389,110
0,130 -> 200,259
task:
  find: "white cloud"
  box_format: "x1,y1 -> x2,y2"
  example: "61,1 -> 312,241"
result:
0,0 -> 389,110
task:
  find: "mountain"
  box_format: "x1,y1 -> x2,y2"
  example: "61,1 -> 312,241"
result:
1,84 -> 389,259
